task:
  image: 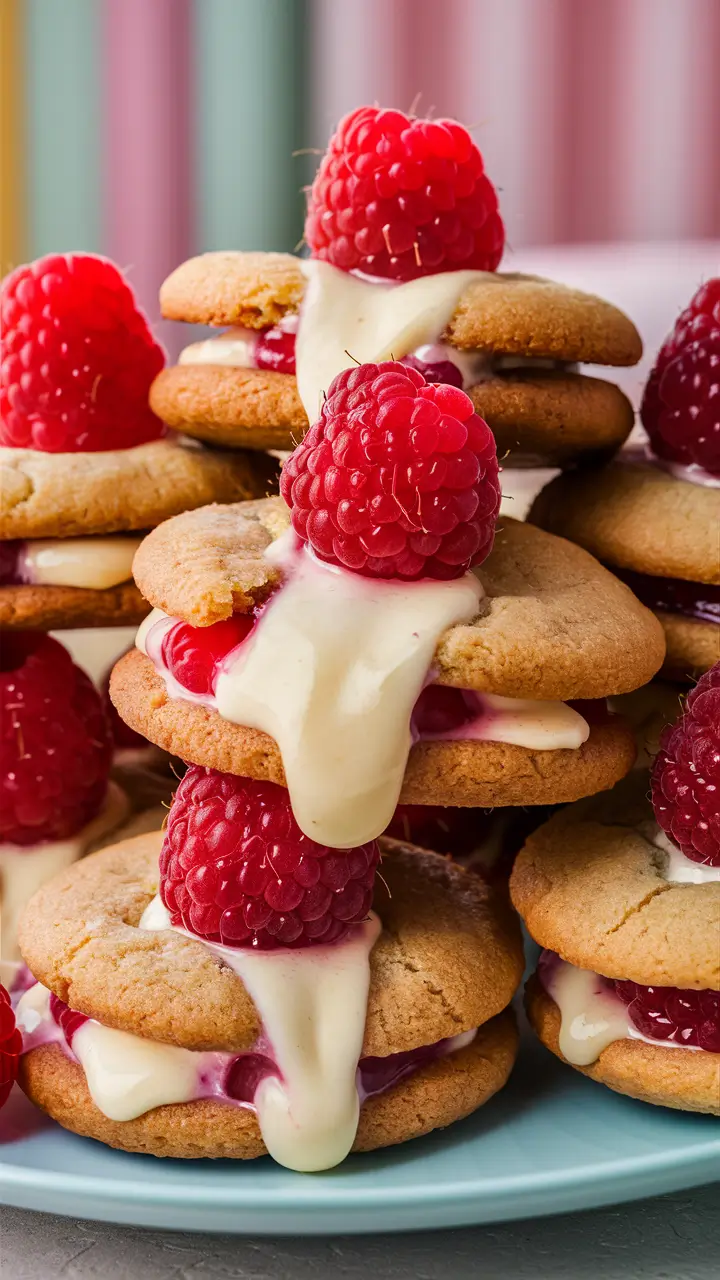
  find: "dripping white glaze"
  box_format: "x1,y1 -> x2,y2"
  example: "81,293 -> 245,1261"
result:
17,536 -> 142,591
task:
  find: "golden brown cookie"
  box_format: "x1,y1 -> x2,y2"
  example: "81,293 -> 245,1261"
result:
0,581 -> 149,630
160,252 -> 642,365
657,612 -> 720,683
529,460 -> 720,585
19,1010 -> 518,1160
19,831 -> 523,1055
526,977 -> 719,1115
151,364 -> 633,467
0,439 -> 278,539
510,774 -> 720,989
131,498 -> 666,697
110,649 -> 636,808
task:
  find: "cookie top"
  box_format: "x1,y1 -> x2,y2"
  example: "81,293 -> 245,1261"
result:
0,439 -> 278,539
0,582 -> 148,631
110,649 -> 636,808
132,498 -> 665,699
150,363 -> 634,468
19,831 -> 523,1057
160,252 -> 642,366
510,774 -> 720,989
529,459 -> 720,585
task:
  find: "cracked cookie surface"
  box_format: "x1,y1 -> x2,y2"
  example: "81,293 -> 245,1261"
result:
19,831 -> 523,1056
131,498 -> 666,698
510,774 -> 720,988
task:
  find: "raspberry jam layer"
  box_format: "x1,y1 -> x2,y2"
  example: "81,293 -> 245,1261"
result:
17,982 -> 477,1146
538,951 -> 720,1064
611,565 -> 720,626
0,536 -> 141,591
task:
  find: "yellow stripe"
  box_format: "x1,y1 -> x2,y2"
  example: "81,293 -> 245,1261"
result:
0,0 -> 25,275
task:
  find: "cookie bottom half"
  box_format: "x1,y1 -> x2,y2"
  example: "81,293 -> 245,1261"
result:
657,611 -> 720,682
20,1009 -> 518,1160
0,581 -> 149,630
526,975 -> 720,1115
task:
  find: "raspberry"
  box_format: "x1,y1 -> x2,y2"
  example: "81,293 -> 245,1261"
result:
0,253 -> 166,452
641,277 -> 720,474
254,324 -> 296,376
0,633 -> 112,845
280,361 -> 500,580
651,661 -> 720,866
161,616 -> 256,697
160,767 -> 380,949
401,353 -> 464,389
49,992 -> 89,1047
613,980 -> 720,1052
305,105 -> 504,281
0,985 -> 22,1109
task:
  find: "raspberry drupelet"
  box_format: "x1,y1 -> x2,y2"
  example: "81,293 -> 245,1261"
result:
651,660 -> 720,866
641,277 -> 720,475
0,633 -> 113,846
0,252 -> 166,451
0,985 -> 22,1109
305,105 -> 504,281
613,981 -> 720,1053
160,768 -> 380,950
280,361 -> 501,580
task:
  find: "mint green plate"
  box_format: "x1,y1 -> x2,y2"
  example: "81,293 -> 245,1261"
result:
1,1025 -> 718,1234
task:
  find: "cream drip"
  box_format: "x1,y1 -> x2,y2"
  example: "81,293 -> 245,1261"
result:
140,895 -> 381,1171
643,823 -> 720,885
295,260 -> 499,420
18,536 -> 142,590
0,782 -> 129,964
542,955 -> 700,1066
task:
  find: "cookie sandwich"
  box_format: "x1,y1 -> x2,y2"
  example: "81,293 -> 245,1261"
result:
113,361 -> 665,821
151,105 -> 639,470
511,662 -> 720,1115
0,253 -> 277,631
529,277 -> 720,681
16,773 -> 524,1168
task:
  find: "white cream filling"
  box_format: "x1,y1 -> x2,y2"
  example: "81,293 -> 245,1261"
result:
543,956 -> 701,1066
18,537 -> 142,591
428,691 -> 589,751
0,781 -> 129,967
142,895 -> 381,1171
641,822 -> 720,885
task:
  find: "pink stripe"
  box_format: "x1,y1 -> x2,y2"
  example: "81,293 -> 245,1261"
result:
691,0 -> 720,238
102,0 -> 194,355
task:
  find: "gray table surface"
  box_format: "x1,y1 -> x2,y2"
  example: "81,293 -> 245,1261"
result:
1,1187 -> 718,1280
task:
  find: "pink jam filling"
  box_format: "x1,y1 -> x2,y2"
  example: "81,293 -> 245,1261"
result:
36,993 -> 470,1109
538,951 -> 720,1052
609,566 -> 719,627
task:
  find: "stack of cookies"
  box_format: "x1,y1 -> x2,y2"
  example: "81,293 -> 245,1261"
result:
9,104 -> 677,1167
529,278 -> 720,682
0,253 -> 275,973
511,664 -> 719,1116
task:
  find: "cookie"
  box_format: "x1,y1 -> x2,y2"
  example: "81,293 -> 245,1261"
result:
160,252 -> 642,364
111,649 -> 636,808
526,977 -> 719,1116
131,498 -> 666,698
20,1009 -> 518,1160
19,831 -> 523,1055
657,613 -> 720,682
509,774 -> 720,988
529,460 -> 720,586
151,364 -> 633,469
0,439 -> 279,540
0,581 -> 148,630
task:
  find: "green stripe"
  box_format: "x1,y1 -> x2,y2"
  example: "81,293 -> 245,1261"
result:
195,0 -> 310,253
26,0 -> 101,256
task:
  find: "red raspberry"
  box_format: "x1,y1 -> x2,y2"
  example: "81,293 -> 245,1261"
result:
651,661 -> 720,865
49,992 -> 89,1047
161,616 -> 256,697
614,980 -> 720,1052
0,253 -> 166,452
0,985 -> 22,1109
254,324 -> 297,376
305,105 -> 504,281
280,361 -> 500,580
641,278 -> 720,475
160,767 -> 380,949
0,633 -> 112,846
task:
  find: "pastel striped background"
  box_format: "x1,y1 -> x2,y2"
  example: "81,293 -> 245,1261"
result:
1,0 -> 718,344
